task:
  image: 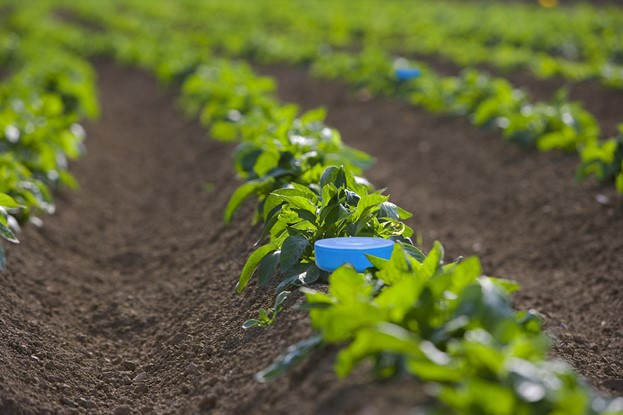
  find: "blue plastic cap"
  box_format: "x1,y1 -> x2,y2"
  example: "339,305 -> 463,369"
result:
395,68 -> 421,81
315,237 -> 395,272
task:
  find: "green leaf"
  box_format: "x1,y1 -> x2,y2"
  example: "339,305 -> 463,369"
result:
258,250 -> 281,287
0,223 -> 19,244
378,202 -> 399,219
255,336 -> 322,382
0,244 -> 5,271
210,120 -> 239,141
400,242 -> 425,262
242,319 -> 261,329
276,263 -> 319,292
328,266 -> 373,304
320,166 -> 345,189
225,180 -> 266,224
236,244 -> 277,293
350,193 -> 388,222
279,195 -> 317,215
0,194 -> 20,209
335,323 -> 421,378
280,235 -> 309,271
300,107 -> 327,124
253,150 -> 280,177
274,290 -> 290,309
376,243 -> 413,285
420,241 -> 444,279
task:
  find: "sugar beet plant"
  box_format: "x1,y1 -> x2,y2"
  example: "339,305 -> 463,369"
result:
578,125 -> 623,192
235,165 -> 420,296
258,244 -> 623,414
0,18 -> 98,267
179,60 -> 373,224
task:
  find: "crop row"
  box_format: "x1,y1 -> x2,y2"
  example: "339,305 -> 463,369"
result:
49,0 -> 623,195
82,0 -> 623,89
10,1 -> 620,413
0,8 -> 98,267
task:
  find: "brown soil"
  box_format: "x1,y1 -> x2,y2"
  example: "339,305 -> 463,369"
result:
0,58 -> 621,415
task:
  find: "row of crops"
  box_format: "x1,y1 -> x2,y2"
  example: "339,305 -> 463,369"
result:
65,0 -> 623,192
0,0 -> 622,414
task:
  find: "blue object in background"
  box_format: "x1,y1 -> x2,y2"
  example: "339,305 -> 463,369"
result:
395,67 -> 421,81
315,237 -> 395,272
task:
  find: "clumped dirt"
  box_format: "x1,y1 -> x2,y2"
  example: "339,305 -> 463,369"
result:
0,58 -> 621,415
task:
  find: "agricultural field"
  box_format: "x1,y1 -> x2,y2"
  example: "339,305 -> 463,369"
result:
0,0 -> 622,414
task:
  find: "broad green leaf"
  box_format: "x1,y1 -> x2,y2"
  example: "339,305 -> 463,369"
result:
336,323 -> 421,378
210,120 -> 239,141
378,202 -> 399,219
350,193 -> 388,222
328,265 -> 373,304
365,252 -> 389,270
258,250 -> 280,287
419,241 -> 444,280
0,223 -> 19,244
300,107 -> 327,124
236,244 -> 277,293
376,274 -> 426,322
274,290 -> 290,308
400,242 -> 425,262
253,150 -> 280,177
276,263 -> 319,292
280,235 -> 310,271
255,336 -> 322,382
320,166 -> 345,189
488,277 -> 521,295
280,195 -> 317,215
0,194 -> 19,209
225,180 -> 266,224
376,243 -> 414,285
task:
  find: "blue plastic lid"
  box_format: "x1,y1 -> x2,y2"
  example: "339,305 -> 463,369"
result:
395,68 -> 421,81
315,237 -> 395,272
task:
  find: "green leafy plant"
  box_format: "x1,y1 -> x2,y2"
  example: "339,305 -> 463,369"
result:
242,290 -> 290,329
260,243 -> 623,414
578,125 -> 623,192
235,165 -> 419,294
225,107 -> 373,223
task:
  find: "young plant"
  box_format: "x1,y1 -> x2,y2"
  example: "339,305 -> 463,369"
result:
577,125 -> 623,192
235,165 -> 420,294
259,243 -> 623,414
242,290 -> 290,329
225,107 -> 373,223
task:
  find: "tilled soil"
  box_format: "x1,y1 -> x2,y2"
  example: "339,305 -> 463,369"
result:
0,60 -> 621,415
